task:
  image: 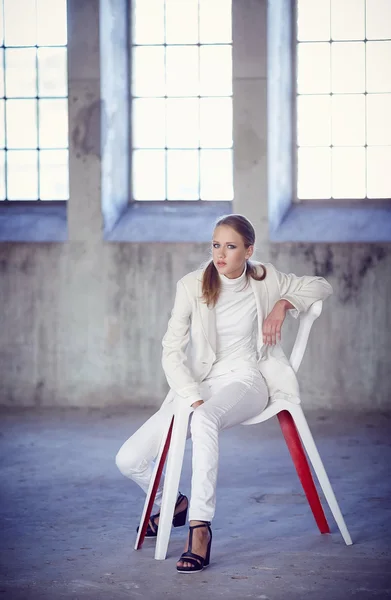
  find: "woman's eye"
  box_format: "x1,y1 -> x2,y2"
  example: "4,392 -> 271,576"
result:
213,243 -> 219,248
228,245 -> 236,249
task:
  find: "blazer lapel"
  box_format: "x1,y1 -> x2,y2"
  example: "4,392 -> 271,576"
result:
250,276 -> 269,357
196,275 -> 217,354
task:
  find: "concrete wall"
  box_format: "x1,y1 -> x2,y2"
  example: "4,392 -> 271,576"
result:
0,0 -> 390,410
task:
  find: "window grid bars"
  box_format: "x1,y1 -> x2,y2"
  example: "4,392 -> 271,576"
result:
35,39 -> 40,199
364,0 -> 368,195
132,0 -> 232,201
329,5 -> 332,192
163,0 -> 168,200
296,1 -> 391,201
2,36 -> 7,198
132,42 -> 231,47
0,0 -> 68,202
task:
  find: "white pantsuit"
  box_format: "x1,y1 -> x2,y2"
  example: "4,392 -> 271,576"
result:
116,262 -> 333,522
116,367 -> 268,521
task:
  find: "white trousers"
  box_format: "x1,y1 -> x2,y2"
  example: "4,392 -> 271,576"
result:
115,367 -> 268,522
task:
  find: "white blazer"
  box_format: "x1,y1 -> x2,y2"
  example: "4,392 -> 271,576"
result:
160,262 -> 333,408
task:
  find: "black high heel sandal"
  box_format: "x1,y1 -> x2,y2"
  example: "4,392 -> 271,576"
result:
176,521 -> 212,574
136,492 -> 188,538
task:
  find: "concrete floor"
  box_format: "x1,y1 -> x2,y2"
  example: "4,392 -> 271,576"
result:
0,408 -> 390,600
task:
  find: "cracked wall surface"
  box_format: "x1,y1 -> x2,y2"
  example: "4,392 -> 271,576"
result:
0,0 -> 390,409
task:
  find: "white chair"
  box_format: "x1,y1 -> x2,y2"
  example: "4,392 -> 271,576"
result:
135,300 -> 352,560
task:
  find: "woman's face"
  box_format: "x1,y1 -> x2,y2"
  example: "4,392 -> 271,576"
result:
212,225 -> 253,279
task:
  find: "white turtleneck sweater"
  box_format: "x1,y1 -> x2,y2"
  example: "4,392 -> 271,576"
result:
207,266 -> 259,379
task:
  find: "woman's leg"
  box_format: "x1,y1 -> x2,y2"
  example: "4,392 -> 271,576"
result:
115,403 -> 174,507
189,370 -> 268,522
177,370 -> 268,569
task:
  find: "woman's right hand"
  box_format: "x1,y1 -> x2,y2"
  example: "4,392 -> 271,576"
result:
191,400 -> 204,409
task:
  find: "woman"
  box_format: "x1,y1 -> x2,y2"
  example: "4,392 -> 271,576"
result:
116,214 -> 333,573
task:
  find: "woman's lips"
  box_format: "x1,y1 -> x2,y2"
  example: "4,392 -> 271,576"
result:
217,261 -> 226,267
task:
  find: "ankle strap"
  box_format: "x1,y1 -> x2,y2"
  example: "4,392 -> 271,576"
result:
189,521 -> 211,529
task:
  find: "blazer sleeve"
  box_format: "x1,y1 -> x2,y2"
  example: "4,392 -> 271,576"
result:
270,264 -> 333,318
161,280 -> 203,405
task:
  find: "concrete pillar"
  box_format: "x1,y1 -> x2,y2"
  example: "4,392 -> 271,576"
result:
67,0 -> 103,242
232,0 -> 270,260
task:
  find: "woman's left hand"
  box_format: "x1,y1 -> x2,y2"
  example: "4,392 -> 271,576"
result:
262,299 -> 293,346
191,400 -> 204,409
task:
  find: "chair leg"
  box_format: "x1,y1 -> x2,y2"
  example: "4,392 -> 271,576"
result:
277,410 -> 331,535
290,406 -> 353,545
134,417 -> 174,550
155,405 -> 192,560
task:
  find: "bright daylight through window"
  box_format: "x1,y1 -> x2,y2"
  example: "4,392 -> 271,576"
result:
132,0 -> 233,201
0,0 -> 68,201
296,0 -> 391,201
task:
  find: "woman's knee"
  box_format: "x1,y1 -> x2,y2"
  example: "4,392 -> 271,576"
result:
191,404 -> 219,433
115,447 -> 130,476
115,443 -> 145,478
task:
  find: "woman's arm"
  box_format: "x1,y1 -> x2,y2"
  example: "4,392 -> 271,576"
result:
262,266 -> 333,345
274,267 -> 333,315
161,280 -> 203,406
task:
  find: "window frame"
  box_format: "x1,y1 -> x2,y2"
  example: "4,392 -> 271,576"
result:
101,0 -> 233,242
0,0 -> 69,242
294,0 -> 391,204
268,0 -> 391,243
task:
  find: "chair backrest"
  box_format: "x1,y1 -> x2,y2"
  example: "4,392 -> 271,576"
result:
289,300 -> 323,373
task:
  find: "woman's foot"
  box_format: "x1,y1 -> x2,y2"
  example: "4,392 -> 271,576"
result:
176,520 -> 212,570
149,494 -> 188,531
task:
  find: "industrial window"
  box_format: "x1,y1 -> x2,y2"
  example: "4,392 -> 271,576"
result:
131,0 -> 233,201
0,0 -> 68,201
296,0 -> 391,201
